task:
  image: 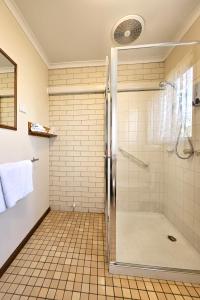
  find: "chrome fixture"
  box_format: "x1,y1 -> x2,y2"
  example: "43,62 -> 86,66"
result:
159,80 -> 176,89
159,80 -> 194,160
193,81 -> 200,107
193,98 -> 200,106
119,148 -> 148,168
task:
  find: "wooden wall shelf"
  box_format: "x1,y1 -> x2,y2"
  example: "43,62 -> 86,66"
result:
28,122 -> 57,138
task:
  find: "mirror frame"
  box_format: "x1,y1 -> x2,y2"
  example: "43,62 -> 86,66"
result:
0,48 -> 17,131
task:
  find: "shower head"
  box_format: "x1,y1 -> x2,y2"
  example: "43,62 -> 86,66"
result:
159,80 -> 176,89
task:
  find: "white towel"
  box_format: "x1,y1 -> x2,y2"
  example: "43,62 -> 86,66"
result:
0,179 -> 6,213
0,160 -> 33,208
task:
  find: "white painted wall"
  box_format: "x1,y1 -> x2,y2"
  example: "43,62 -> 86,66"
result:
0,0 -> 49,267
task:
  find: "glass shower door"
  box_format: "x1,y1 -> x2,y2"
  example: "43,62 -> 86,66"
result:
109,42 -> 200,281
116,90 -> 167,266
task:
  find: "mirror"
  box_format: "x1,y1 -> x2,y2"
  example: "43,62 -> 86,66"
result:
0,49 -> 17,130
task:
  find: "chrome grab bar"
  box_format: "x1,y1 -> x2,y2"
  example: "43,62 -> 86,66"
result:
118,148 -> 149,168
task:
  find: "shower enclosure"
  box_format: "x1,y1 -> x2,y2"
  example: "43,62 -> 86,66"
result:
105,42 -> 200,282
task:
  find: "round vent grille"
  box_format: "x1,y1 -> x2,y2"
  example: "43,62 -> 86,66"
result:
112,15 -> 144,45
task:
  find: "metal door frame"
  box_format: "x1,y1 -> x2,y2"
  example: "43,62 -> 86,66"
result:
108,41 -> 200,282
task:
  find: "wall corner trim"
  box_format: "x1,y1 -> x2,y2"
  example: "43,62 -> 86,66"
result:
3,0 -> 49,66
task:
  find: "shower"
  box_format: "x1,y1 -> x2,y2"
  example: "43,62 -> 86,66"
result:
106,41 -> 200,282
159,80 -> 176,89
159,80 -> 194,159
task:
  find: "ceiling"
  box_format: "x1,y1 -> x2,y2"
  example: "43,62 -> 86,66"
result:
7,0 -> 200,65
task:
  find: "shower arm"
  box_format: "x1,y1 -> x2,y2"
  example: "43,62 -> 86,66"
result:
118,148 -> 149,168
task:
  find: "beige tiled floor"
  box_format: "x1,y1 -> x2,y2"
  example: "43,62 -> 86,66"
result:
0,211 -> 200,300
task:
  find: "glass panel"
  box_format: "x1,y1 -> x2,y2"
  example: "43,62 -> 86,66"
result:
0,50 -> 16,129
115,43 -> 200,271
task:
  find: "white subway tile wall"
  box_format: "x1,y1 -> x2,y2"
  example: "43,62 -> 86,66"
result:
49,60 -> 200,250
117,62 -> 164,83
49,63 -> 164,213
48,63 -> 165,87
48,66 -> 106,87
117,91 -> 164,213
49,93 -> 105,213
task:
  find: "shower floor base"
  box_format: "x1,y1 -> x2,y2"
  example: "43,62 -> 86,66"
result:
116,212 -> 200,271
